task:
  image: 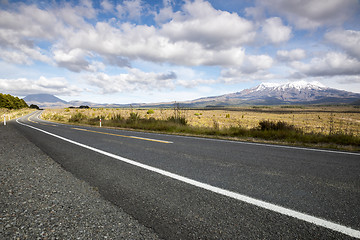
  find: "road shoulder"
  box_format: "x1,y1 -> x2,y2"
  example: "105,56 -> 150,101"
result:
0,123 -> 160,239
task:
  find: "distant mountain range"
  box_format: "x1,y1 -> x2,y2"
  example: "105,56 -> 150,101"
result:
23,81 -> 360,108
179,81 -> 360,107
22,94 -> 124,108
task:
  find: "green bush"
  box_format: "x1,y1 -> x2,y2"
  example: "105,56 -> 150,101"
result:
147,109 -> 155,114
258,120 -> 297,131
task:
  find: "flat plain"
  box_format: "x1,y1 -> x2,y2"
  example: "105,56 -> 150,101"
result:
42,106 -> 360,136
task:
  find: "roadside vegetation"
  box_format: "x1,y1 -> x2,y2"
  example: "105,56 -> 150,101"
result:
42,105 -> 360,151
0,108 -> 36,123
0,93 -> 28,109
0,93 -> 36,123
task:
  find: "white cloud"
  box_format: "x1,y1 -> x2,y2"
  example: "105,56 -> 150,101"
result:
325,29 -> 360,59
261,17 -> 292,44
116,0 -> 144,20
58,20 -> 247,68
53,48 -> 92,72
154,6 -> 174,24
277,49 -> 306,61
291,52 -> 360,76
86,69 -> 177,93
219,54 -> 274,83
0,50 -> 32,65
241,55 -> 274,74
0,5 -> 60,40
0,1 -> 253,71
74,0 -> 97,19
177,78 -> 217,88
160,0 -> 256,49
0,3 -> 70,65
101,0 -> 113,12
254,0 -> 359,30
0,31 -> 52,65
0,76 -> 82,96
220,68 -> 276,83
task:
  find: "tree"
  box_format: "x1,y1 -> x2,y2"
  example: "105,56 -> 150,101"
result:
29,104 -> 40,109
0,93 -> 29,109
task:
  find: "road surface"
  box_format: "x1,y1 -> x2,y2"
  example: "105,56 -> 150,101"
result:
11,111 -> 360,239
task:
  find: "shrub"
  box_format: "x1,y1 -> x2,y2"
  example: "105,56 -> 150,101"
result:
111,113 -> 123,121
147,109 -> 155,114
167,116 -> 187,125
53,114 -> 65,121
69,112 -> 86,122
128,112 -> 140,123
258,120 -> 297,131
29,104 -> 40,109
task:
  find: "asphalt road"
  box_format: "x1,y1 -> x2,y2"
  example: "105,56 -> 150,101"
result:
11,110 -> 360,239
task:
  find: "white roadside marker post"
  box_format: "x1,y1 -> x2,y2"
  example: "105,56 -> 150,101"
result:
4,115 -> 6,126
100,118 -> 102,127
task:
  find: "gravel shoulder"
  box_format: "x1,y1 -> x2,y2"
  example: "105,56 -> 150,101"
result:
0,122 -> 161,239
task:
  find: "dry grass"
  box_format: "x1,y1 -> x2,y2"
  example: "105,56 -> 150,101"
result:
0,108 -> 36,123
42,106 -> 360,136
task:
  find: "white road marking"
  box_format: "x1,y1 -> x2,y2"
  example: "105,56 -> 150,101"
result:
16,119 -> 360,238
28,110 -> 360,156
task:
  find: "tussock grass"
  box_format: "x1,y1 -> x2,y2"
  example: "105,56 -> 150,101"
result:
0,108 -> 36,122
42,107 -> 360,151
64,112 -> 359,149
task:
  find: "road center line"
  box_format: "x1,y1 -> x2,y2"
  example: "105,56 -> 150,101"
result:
16,119 -> 360,239
72,127 -> 173,144
27,115 -> 57,127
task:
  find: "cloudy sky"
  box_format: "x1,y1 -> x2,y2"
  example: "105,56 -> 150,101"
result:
1,0 -> 360,103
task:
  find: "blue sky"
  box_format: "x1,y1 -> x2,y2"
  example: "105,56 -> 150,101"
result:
1,0 -> 360,104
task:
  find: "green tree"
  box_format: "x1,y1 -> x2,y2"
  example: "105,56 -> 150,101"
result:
0,93 -> 29,109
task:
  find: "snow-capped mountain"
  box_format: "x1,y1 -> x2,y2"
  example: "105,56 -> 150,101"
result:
252,81 -> 326,92
241,80 -> 331,102
182,81 -> 360,107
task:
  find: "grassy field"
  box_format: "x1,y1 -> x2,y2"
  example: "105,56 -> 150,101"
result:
0,108 -> 36,123
42,106 -> 360,136
41,106 -> 360,151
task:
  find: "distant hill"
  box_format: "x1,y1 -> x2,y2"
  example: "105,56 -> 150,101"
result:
23,94 -> 67,103
174,81 -> 360,107
23,94 -> 68,108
